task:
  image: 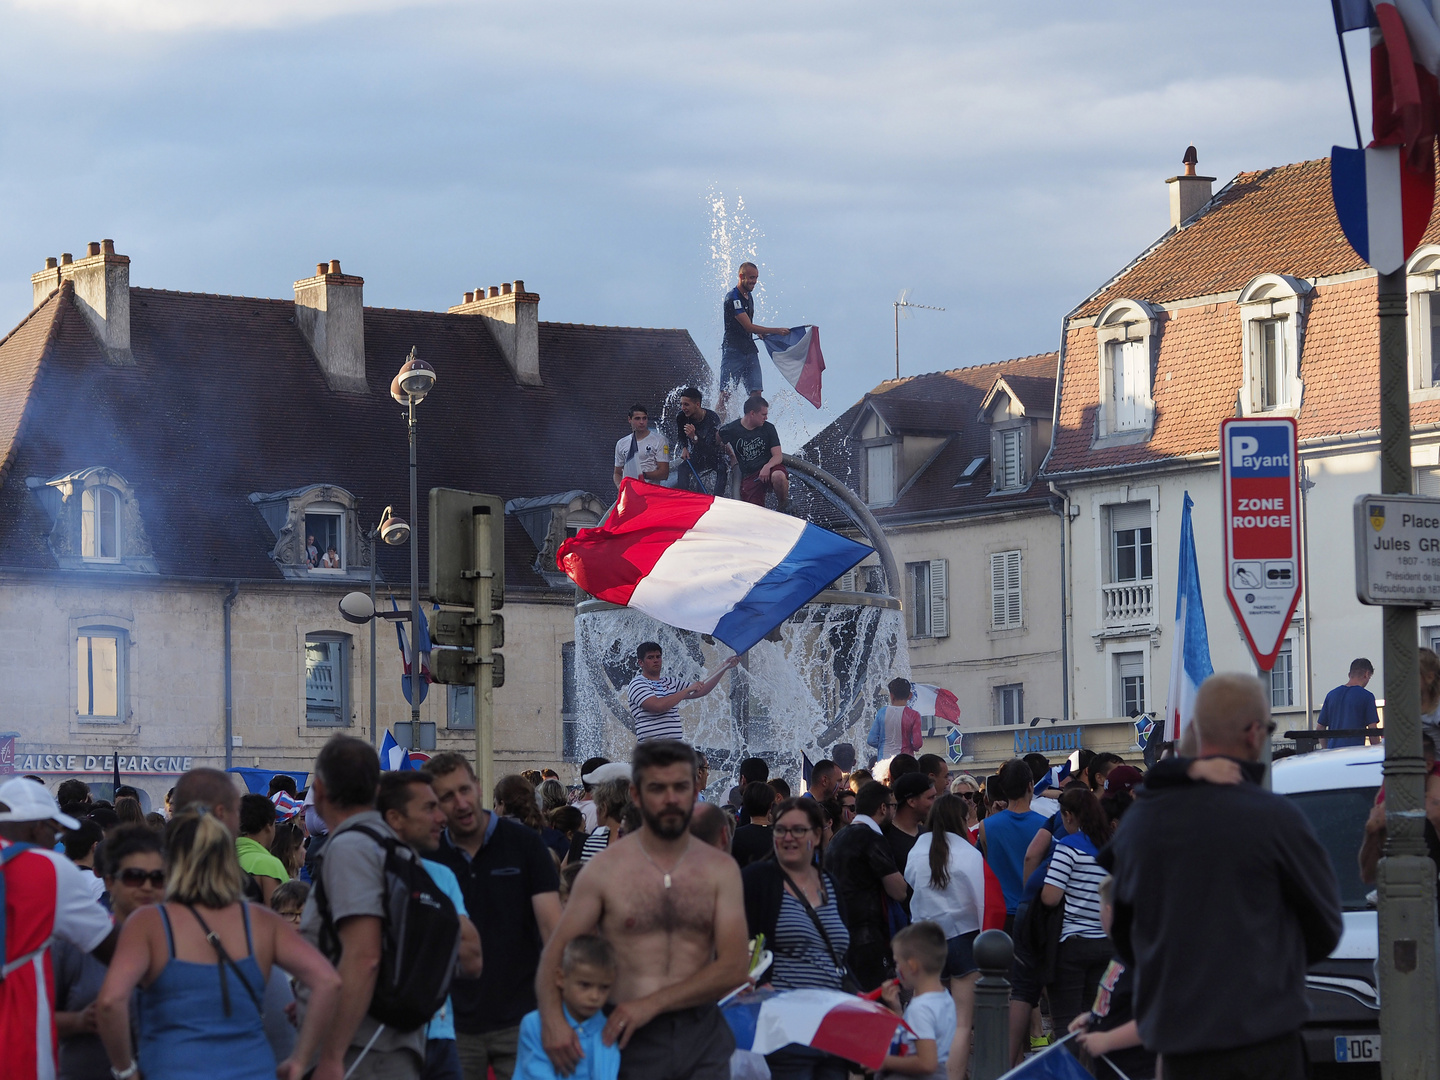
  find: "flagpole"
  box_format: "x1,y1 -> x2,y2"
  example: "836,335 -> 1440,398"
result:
1331,0 -> 1365,148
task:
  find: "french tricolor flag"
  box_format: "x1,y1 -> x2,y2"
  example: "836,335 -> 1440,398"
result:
1330,144 -> 1434,274
557,480 -> 870,654
723,989 -> 908,1069
763,325 -> 826,408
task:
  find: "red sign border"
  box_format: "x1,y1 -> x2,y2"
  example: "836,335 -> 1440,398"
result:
1220,417 -> 1304,670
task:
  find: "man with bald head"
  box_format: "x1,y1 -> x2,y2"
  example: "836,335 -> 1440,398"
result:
172,766 -> 242,836
1098,674 -> 1342,1080
689,802 -> 734,853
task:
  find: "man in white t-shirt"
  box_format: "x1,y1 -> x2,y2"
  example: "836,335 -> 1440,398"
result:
624,641 -> 739,743
612,404 -> 670,490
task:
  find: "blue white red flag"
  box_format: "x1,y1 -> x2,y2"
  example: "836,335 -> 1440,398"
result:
557,480 -> 869,654
722,988 -> 907,1070
1164,492 -> 1215,744
1330,144 -> 1434,273
762,325 -> 826,408
392,598 -> 431,706
909,683 -> 961,723
995,1034 -> 1092,1080
379,730 -> 414,772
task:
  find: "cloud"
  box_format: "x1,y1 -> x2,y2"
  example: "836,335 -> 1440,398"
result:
2,0 -> 446,32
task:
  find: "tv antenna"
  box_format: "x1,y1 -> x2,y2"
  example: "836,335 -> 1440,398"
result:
893,290 -> 945,379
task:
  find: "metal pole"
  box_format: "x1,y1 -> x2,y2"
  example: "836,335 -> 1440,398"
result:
408,399 -> 421,732
1375,266 -> 1439,1080
369,528 -> 378,748
473,506 -> 495,803
1299,463 -> 1316,734
894,302 -> 900,380
971,929 -> 1014,1080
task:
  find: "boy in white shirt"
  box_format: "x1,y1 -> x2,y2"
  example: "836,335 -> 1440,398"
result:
878,921 -> 956,1080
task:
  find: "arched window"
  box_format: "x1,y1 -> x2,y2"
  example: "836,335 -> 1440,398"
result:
1237,274 -> 1310,415
81,486 -> 121,561
1094,299 -> 1158,438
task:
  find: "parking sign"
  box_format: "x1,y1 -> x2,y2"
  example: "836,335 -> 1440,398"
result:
1220,418 -> 1303,670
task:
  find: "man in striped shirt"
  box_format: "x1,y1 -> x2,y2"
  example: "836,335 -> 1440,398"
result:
625,641 -> 739,743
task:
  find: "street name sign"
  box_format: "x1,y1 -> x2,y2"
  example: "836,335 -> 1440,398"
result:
1353,494 -> 1440,606
1220,418 -> 1303,670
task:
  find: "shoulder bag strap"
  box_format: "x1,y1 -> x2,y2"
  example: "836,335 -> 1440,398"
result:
775,863 -> 845,971
186,904 -> 262,1017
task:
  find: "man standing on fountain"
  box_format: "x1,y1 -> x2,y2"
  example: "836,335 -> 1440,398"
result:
626,642 -> 740,743
536,740 -> 749,1080
720,262 -> 788,419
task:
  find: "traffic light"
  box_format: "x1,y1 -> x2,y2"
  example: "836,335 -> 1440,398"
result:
428,488 -> 505,690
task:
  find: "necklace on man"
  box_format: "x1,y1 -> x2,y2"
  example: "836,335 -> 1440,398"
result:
639,836 -> 690,888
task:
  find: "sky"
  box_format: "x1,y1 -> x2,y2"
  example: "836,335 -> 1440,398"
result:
0,0 -> 1373,446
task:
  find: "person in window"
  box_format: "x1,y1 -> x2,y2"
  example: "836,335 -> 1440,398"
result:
320,546 -> 341,569
719,396 -> 789,510
304,535 -> 319,569
612,404 -> 670,490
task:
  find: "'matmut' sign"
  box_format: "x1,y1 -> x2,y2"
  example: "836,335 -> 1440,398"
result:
5,749 -> 196,775
1014,727 -> 1083,755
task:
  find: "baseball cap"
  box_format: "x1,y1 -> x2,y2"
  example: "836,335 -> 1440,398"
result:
894,772 -> 935,804
0,777 -> 81,830
1103,765 -> 1144,798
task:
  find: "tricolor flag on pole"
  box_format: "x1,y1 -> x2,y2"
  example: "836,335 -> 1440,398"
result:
393,597 -> 431,706
1164,492 -> 1215,744
909,683 -> 961,724
762,325 -> 826,408
557,480 -> 869,654
1330,144 -> 1434,273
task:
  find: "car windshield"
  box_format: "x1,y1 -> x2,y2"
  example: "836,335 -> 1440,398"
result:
1285,786 -> 1379,911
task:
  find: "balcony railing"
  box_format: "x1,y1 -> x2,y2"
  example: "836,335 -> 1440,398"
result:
1103,580 -> 1153,624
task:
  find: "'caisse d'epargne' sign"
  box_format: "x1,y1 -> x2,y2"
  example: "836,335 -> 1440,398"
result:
1220,419 -> 1304,670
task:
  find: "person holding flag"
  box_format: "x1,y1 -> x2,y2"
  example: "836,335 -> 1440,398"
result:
719,262 -> 789,418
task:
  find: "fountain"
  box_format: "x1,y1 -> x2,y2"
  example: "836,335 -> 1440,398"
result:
570,455 -> 910,793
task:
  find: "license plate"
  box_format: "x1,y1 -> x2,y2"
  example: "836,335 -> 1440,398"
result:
1335,1035 -> 1381,1062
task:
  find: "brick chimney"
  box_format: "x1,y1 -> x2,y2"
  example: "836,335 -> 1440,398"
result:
293,259 -> 367,393
32,240 -> 132,364
1166,146 -> 1215,230
448,280 -> 541,386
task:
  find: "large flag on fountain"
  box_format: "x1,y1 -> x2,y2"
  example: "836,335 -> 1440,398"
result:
557,479 -> 870,654
762,325 -> 826,408
1164,492 -> 1214,744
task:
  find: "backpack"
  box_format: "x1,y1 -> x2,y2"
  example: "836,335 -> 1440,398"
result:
312,824 -> 460,1033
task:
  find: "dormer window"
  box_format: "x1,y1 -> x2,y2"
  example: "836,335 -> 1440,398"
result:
995,429 -> 1022,489
304,506 -> 346,571
1406,245 -> 1440,393
1093,298 -> 1158,440
506,490 -> 609,587
250,485 -> 366,580
1238,274 -> 1309,416
866,443 -> 897,506
980,375 -> 1051,494
81,486 -> 120,561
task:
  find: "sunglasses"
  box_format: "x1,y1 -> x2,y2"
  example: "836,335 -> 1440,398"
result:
957,791 -> 981,801
118,868 -> 165,888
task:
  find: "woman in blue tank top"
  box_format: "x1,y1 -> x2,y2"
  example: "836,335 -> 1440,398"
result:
96,807 -> 345,1080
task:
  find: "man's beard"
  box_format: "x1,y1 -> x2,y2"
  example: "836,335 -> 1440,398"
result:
641,801 -> 693,840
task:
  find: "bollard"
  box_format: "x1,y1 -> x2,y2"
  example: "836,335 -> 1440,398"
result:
972,928 -> 1014,1080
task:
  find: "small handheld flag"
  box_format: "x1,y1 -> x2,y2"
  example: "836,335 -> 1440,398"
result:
762,325 -> 826,408
379,730 -> 414,772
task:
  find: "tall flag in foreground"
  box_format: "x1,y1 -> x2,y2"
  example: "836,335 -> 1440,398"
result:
762,325 -> 826,408
723,989 -> 907,1070
557,480 -> 869,654
909,683 -> 961,723
1164,492 -> 1215,744
379,730 -> 415,772
392,598 -> 431,706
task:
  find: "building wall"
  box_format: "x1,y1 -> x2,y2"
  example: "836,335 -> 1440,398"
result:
0,575 -> 578,807
881,507 -> 1065,735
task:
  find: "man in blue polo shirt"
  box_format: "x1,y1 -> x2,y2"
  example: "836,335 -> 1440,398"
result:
1317,658 -> 1380,748
720,262 -> 787,418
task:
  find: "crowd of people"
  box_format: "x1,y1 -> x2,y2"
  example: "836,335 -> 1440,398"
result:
5,669 -> 1348,1080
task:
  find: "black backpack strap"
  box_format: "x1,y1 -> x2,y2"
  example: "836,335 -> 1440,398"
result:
185,904 -> 263,1018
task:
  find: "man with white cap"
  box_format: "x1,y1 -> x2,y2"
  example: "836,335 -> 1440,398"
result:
0,776 -> 118,1080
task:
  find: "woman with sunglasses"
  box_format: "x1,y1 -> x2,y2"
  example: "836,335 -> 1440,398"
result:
53,825 -> 164,1080
741,797 -> 853,1080
96,808 -> 344,1080
949,775 -> 986,843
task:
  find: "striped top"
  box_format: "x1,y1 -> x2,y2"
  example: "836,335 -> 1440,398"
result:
770,887 -> 851,991
1043,836 -> 1108,941
580,826 -> 613,864
626,675 -> 685,742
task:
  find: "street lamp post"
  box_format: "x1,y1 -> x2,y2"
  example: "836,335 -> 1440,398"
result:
363,507 -> 411,746
391,348 -> 437,738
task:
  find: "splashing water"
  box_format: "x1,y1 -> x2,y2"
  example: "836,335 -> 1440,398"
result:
572,600 -> 910,795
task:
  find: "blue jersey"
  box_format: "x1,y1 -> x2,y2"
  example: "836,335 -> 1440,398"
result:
1317,684 -> 1379,749
723,286 -> 757,354
982,809 -> 1048,914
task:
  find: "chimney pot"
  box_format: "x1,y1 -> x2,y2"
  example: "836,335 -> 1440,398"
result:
488,286 -> 500,298
45,257 -> 57,270
316,263 -> 327,277
86,242 -> 100,257
513,279 -> 525,293
101,239 -> 115,255
464,291 -> 475,304
329,259 -> 341,275
61,253 -> 73,265
501,282 -> 512,295
1166,146 -> 1215,230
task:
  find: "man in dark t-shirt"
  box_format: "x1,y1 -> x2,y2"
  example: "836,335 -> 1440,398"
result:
822,780 -> 908,989
427,753 -> 561,1080
670,386 -> 725,494
719,396 -> 789,510
720,261 -> 787,417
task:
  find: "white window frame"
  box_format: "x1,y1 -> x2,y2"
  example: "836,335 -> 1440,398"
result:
303,631 -> 351,726
993,427 -> 1023,491
1094,298 -> 1157,440
1238,273 -> 1309,417
1266,635 -> 1298,710
906,559 -> 948,639
1113,649 -> 1148,719
995,683 -> 1024,727
1110,504 -> 1153,584
864,440 -> 898,507
80,485 -> 122,562
304,503 -> 347,573
76,625 -> 127,723
991,550 -> 1022,630
1407,245 -> 1440,398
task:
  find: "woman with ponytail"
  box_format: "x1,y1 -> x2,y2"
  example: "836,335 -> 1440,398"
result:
96,807 -> 344,1080
1039,787 -> 1115,1034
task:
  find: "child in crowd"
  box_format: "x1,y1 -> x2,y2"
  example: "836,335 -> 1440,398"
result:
877,921 -> 955,1080
1067,875 -> 1155,1080
516,935 -> 620,1080
558,862 -> 583,906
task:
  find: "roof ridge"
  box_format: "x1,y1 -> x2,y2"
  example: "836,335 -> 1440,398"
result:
868,350 -> 1059,394
0,283 -> 71,487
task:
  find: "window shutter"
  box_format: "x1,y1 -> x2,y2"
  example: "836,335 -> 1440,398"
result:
1110,502 -> 1150,532
1006,550 -> 1022,627
990,553 -> 1006,628
836,570 -> 858,591
929,558 -> 948,638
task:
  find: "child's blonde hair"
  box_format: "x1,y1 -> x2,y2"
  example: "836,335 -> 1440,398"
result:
562,934 -> 617,976
891,920 -> 947,976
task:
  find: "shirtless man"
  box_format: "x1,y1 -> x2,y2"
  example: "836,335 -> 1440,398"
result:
536,740 -> 749,1079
